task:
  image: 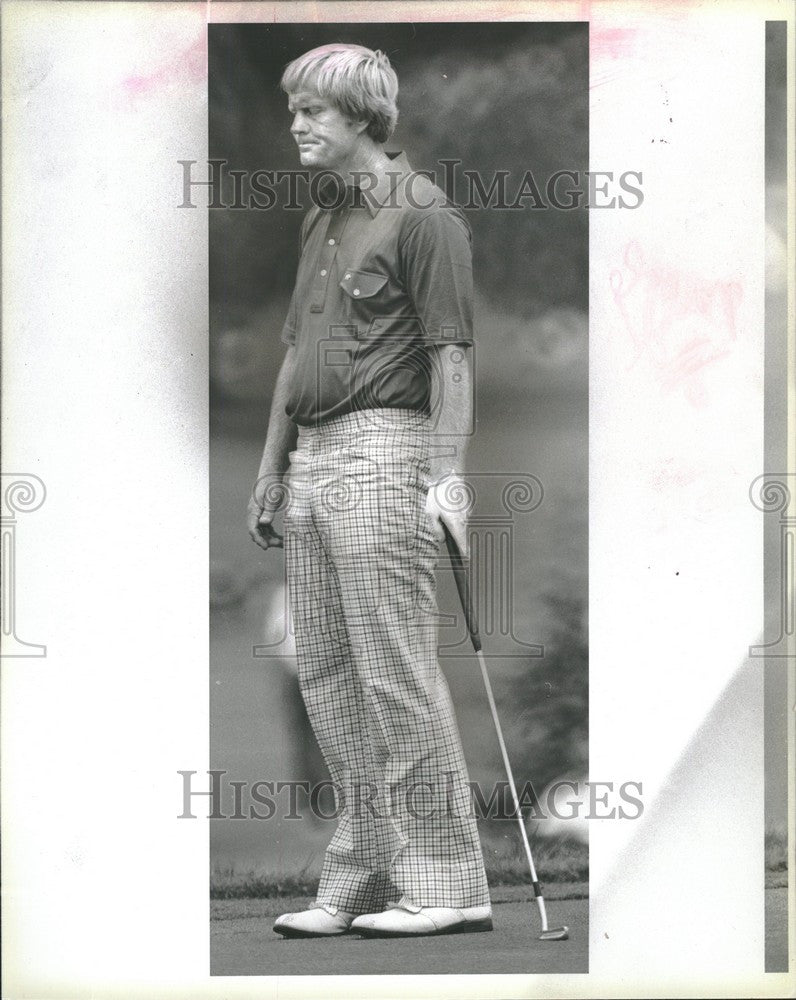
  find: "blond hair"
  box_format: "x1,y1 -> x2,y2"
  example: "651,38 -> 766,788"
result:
280,43 -> 399,143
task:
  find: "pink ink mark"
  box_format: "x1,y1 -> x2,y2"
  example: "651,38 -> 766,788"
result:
650,458 -> 698,492
592,27 -> 638,61
123,35 -> 206,97
610,241 -> 743,404
590,27 -> 638,90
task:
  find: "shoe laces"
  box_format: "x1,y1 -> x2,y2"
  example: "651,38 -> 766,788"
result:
386,896 -> 422,913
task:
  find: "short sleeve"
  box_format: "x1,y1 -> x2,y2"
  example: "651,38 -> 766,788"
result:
400,206 -> 474,347
280,286 -> 298,346
280,207 -> 320,346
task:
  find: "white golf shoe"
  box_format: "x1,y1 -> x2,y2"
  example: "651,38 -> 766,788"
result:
273,902 -> 358,938
350,897 -> 493,937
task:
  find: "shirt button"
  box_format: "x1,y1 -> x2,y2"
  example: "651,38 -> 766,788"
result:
320,269 -> 327,276
353,289 -> 360,296
328,238 -> 335,245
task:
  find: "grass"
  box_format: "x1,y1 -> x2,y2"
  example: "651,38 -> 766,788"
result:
211,833 -> 589,900
480,827 -> 588,886
211,859 -> 320,900
212,831 -> 789,899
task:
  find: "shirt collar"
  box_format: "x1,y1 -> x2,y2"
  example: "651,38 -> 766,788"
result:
359,151 -> 413,217
320,152 -> 412,218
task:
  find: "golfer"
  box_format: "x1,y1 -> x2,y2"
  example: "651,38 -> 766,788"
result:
247,43 -> 492,938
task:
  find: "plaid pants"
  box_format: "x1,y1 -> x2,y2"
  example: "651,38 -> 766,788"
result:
283,408 -> 490,913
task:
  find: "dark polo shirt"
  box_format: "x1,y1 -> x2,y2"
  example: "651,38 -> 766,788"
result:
281,151 -> 474,427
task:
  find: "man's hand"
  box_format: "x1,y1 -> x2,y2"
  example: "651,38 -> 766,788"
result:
247,501 -> 284,552
247,348 -> 297,554
425,472 -> 471,558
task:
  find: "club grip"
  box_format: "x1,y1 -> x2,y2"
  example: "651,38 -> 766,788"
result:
441,522 -> 482,653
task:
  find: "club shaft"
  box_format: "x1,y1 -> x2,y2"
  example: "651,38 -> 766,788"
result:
442,524 -> 551,933
476,649 -> 542,889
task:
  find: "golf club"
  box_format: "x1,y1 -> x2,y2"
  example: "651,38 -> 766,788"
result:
442,521 -> 570,942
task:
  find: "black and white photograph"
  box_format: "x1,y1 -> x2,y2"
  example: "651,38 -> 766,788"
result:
1,1 -> 793,998
206,22 -> 589,976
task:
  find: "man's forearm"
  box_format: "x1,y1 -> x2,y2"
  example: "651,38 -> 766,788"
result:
428,344 -> 472,483
252,347 -> 299,508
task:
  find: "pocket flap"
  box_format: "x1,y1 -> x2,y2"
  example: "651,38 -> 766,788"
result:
339,268 -> 388,299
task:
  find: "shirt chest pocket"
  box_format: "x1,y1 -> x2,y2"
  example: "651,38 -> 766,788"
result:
339,268 -> 389,338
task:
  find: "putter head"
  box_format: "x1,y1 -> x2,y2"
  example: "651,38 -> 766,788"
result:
539,926 -> 569,941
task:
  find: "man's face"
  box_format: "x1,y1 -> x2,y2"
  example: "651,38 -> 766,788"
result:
287,90 -> 363,172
